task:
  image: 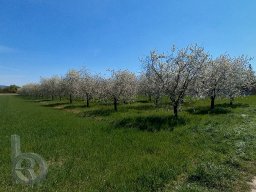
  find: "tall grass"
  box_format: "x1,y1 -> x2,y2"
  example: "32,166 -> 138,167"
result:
0,95 -> 256,191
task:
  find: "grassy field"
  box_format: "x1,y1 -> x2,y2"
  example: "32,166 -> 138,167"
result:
1,95 -> 256,191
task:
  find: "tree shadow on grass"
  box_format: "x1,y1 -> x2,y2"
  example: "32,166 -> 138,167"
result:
187,103 -> 249,115
126,104 -> 156,111
43,102 -> 69,107
137,99 -> 150,103
215,103 -> 249,109
114,115 -> 186,132
80,108 -> 115,117
187,106 -> 231,115
25,99 -> 52,102
80,105 -> 154,118
63,104 -> 86,109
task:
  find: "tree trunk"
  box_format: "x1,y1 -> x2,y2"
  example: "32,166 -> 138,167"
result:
69,94 -> 72,104
155,97 -> 159,107
59,96 -> 62,101
149,95 -> 152,102
230,98 -> 233,105
86,94 -> 89,107
210,96 -> 215,110
114,97 -> 118,111
51,95 -> 54,100
173,104 -> 178,118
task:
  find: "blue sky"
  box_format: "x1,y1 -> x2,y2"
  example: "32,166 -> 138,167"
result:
0,0 -> 256,86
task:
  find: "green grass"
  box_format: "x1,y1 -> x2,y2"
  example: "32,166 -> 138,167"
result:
1,95 -> 256,191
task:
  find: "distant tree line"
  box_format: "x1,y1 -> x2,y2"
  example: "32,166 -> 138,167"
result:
0,85 -> 20,93
18,44 -> 256,118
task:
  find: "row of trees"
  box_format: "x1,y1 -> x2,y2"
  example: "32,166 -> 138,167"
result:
18,45 -> 255,118
19,69 -> 137,111
0,85 -> 20,93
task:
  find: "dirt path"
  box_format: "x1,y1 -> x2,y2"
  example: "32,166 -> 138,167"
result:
249,177 -> 256,191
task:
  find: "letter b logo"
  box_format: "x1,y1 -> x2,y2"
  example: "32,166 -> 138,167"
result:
11,135 -> 48,185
